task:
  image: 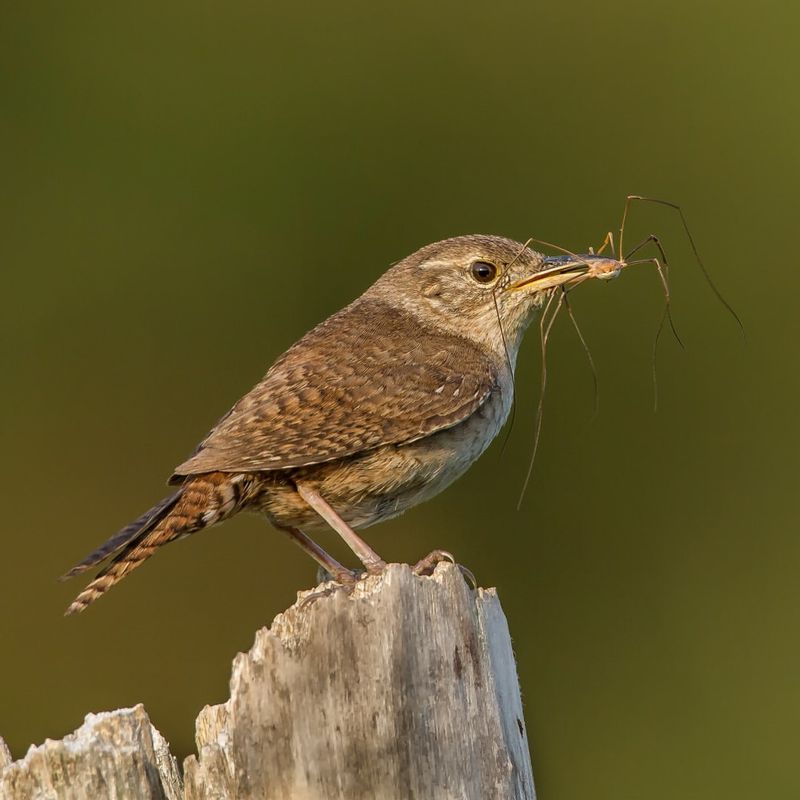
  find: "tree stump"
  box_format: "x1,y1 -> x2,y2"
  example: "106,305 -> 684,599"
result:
1,563 -> 536,799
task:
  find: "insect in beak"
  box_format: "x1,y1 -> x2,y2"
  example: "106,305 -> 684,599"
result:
509,254 -> 624,293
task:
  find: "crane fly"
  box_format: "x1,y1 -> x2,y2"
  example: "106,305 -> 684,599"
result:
509,195 -> 742,507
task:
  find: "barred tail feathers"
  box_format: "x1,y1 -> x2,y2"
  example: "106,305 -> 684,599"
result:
64,473 -> 243,615
60,491 -> 182,580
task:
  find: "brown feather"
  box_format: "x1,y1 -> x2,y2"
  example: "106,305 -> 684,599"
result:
64,473 -> 243,614
60,491 -> 182,579
171,302 -> 498,479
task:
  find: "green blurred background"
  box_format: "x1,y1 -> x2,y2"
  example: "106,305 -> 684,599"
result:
2,1 -> 798,797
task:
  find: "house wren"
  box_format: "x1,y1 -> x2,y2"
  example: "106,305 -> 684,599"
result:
63,234 -> 618,613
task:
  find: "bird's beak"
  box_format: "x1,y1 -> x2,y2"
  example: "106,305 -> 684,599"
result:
509,254 -> 622,293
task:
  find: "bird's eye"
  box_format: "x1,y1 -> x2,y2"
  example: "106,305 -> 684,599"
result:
470,261 -> 498,284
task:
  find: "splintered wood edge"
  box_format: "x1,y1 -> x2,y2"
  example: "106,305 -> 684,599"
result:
3,563 -> 527,799
185,562 -> 500,771
0,736 -> 11,770
0,704 -> 182,800
282,559 -> 492,637
180,561 -> 535,799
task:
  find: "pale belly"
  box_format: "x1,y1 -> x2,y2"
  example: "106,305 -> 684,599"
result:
254,387 -> 512,532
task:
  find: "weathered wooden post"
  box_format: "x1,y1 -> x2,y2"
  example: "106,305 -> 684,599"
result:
1,563 -> 535,799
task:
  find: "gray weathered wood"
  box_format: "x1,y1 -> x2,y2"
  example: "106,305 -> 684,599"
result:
2,563 -> 535,800
0,705 -> 182,800
0,735 -> 12,771
184,563 -> 534,800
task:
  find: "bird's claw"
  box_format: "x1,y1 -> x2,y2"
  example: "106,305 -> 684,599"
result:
412,549 -> 455,574
300,579 -> 356,608
412,550 -> 477,589
301,565 -> 363,607
314,565 -> 363,585
303,552 -> 477,608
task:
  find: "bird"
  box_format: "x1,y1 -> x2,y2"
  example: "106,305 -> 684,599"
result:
62,234 -> 617,614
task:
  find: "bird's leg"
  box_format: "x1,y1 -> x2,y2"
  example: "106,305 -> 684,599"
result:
293,481 -> 387,574
274,524 -> 357,584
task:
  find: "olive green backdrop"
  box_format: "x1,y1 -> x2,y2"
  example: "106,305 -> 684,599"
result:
2,2 -> 798,797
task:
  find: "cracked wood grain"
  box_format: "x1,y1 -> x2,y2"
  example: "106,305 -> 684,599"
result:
2,563 -> 535,800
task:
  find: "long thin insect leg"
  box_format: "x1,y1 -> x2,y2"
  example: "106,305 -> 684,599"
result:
652,305 -> 668,412
628,236 -> 674,302
627,256 -> 683,348
494,238 -> 533,459
495,291 -> 518,459
625,233 -> 668,264
519,287 -> 558,489
517,289 -> 564,509
623,233 -> 684,349
618,195 -> 635,264
594,231 -> 616,258
507,237 -> 534,270
626,195 -> 744,334
627,255 -> 679,410
562,288 -> 600,417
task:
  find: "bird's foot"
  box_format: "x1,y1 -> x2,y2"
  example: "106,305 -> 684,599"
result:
302,566 -> 362,607
412,550 -> 477,589
364,557 -> 388,576
412,549 -> 455,574
300,581 -> 355,607
314,565 -> 364,585
316,557 -> 386,584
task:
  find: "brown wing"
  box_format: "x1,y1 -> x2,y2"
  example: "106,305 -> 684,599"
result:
171,301 -> 499,478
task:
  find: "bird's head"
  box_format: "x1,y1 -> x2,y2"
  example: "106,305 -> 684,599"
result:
367,234 -> 616,366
